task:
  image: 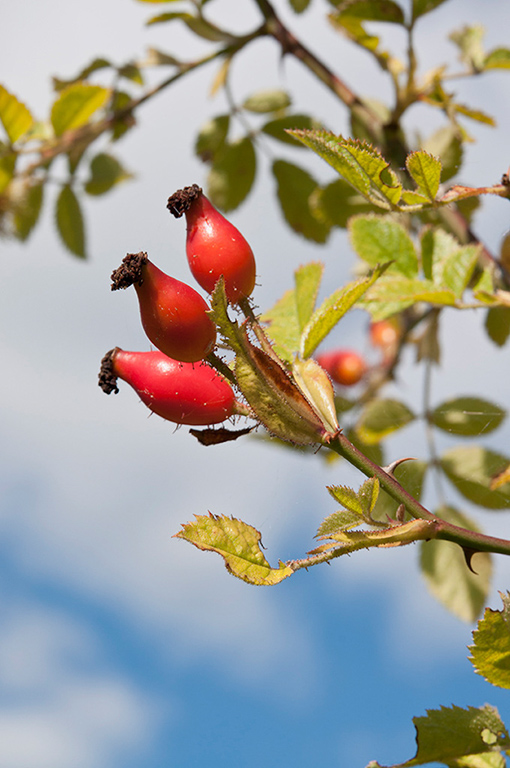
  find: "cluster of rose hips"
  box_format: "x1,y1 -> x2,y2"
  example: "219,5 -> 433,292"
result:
99,184 -> 255,426
99,184 -> 401,430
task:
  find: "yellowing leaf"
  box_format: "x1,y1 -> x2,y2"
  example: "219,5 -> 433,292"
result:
51,83 -> 110,136
0,84 -> 33,143
406,150 -> 441,201
175,514 -> 294,585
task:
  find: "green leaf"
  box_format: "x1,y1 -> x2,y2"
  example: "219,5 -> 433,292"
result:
243,89 -> 291,114
454,103 -> 496,127
316,509 -> 364,535
349,214 -> 418,277
400,704 -> 509,767
406,150 -> 441,201
272,160 -> 330,243
484,48 -> 510,70
326,484 -> 365,516
371,460 -> 427,522
440,445 -> 510,509
13,180 -> 44,241
421,227 -> 479,296
84,153 -> 132,196
346,427 -> 384,466
485,306 -> 510,347
207,136 -> 256,211
55,184 -> 86,258
431,397 -> 505,437
441,244 -> 479,297
412,0 -> 449,21
289,0 -> 311,13
0,84 -> 33,143
261,114 -> 320,147
289,131 -> 402,208
314,178 -> 373,229
195,114 -> 229,161
300,265 -> 386,358
470,592 -> 510,689
331,0 -> 405,23
261,262 -> 324,361
118,63 -> 144,86
422,124 -> 463,183
360,275 -> 457,320
52,58 -> 112,91
356,398 -> 415,445
146,11 -> 234,41
51,83 -> 110,136
421,506 -> 492,622
175,514 -> 294,585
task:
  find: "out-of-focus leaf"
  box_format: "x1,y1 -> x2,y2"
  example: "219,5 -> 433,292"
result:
331,0 -> 405,23
491,464 -> 510,491
349,214 -> 418,277
346,427 -> 384,466
55,184 -> 86,258
440,445 -> 510,509
431,397 -> 505,437
289,130 -> 402,208
84,153 -> 132,196
118,63 -> 144,85
450,25 -> 486,71
371,460 -> 427,522
0,84 -> 33,143
195,115 -> 229,162
423,124 -> 463,183
207,136 -> 256,211
289,0 -> 311,13
470,592 -> 510,688
300,265 -> 386,358
356,398 -> 415,445
406,150 -> 441,201
314,178 -> 373,228
243,89 -> 291,114
412,0 -> 450,21
142,47 -> 180,67
0,148 -> 16,193
262,114 -> 320,146
13,180 -> 44,241
484,48 -> 510,70
175,514 -> 294,585
272,159 -> 330,243
485,306 -> 510,347
454,103 -> 496,127
421,506 -> 492,622
146,11 -> 235,42
395,704 -> 509,767
51,83 -> 109,136
420,226 -> 478,296
52,58 -> 111,91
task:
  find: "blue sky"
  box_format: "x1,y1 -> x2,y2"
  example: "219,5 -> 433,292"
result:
2,1 -> 510,766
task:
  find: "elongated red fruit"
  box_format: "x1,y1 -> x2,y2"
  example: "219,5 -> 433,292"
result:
167,184 -> 256,303
111,252 -> 216,363
98,348 -> 236,425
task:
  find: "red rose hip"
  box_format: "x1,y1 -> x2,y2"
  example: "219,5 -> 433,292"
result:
316,349 -> 367,387
98,348 -> 236,425
111,252 -> 216,363
167,184 -> 256,303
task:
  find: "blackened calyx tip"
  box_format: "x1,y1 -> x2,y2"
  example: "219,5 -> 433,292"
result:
167,184 -> 203,218
110,252 -> 148,291
98,348 -> 120,394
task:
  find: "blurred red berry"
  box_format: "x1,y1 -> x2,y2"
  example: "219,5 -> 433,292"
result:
111,252 -> 216,363
167,184 -> 256,303
369,320 -> 400,350
316,349 -> 367,387
99,348 -> 236,425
